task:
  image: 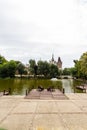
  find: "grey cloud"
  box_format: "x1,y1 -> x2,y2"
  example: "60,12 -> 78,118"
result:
0,0 -> 87,68
80,0 -> 87,4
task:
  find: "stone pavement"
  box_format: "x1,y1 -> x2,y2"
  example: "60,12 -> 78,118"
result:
25,89 -> 68,100
0,94 -> 87,130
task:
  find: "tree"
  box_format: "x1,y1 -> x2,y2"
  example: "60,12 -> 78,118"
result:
72,60 -> 82,79
34,65 -> 38,75
16,62 -> 25,77
37,60 -> 44,75
29,59 -> 36,75
49,64 -> 59,78
0,55 -> 7,65
0,63 -> 9,78
73,52 -> 87,79
63,68 -> 71,75
42,61 -> 50,77
79,52 -> 87,79
7,60 -> 16,78
37,60 -> 50,77
70,67 -> 77,78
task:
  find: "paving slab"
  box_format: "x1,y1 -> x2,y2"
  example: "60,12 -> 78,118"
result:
76,93 -> 87,100
1,94 -> 87,129
36,101 -> 58,113
33,114 -> 66,130
0,114 -> 33,130
56,101 -> 82,113
65,93 -> 81,100
60,113 -> 87,130
11,101 -> 37,114
72,100 -> 87,112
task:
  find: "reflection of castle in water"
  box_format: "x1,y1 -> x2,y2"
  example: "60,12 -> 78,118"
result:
49,54 -> 62,70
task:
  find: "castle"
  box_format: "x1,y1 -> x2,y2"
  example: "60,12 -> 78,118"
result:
49,54 -> 62,69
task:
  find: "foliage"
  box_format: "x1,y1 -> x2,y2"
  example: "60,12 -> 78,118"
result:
0,63 -> 9,78
73,52 -> 87,79
29,59 -> 36,74
16,62 -> 25,76
62,68 -> 71,75
70,67 -> 77,77
0,55 -> 7,65
37,60 -> 50,77
34,65 -> 38,75
80,52 -> 87,79
49,64 -> 59,78
0,60 -> 16,78
7,60 -> 16,78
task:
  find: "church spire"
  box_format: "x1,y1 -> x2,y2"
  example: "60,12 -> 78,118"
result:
57,57 -> 62,69
52,54 -> 54,61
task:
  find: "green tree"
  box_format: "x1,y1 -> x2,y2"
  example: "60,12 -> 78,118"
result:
70,67 -> 77,78
63,68 -> 71,75
16,62 -> 25,77
79,52 -> 87,79
37,60 -> 50,77
71,60 -> 82,79
0,63 -> 8,78
73,52 -> 87,79
42,61 -> 50,77
0,55 -> 7,65
37,60 -> 43,75
0,60 -> 17,78
49,64 -> 59,78
7,60 -> 16,78
29,59 -> 36,75
34,65 -> 38,75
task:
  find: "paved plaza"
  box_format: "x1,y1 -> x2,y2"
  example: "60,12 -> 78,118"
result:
0,93 -> 87,130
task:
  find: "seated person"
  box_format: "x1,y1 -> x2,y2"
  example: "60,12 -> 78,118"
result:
47,86 -> 54,92
38,85 -> 44,91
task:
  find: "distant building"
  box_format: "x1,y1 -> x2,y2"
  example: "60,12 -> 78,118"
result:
57,57 -> 62,69
49,54 -> 56,65
50,54 -> 62,69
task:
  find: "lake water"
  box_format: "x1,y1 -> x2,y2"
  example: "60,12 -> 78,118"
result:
0,78 -> 83,95
62,79 -> 74,93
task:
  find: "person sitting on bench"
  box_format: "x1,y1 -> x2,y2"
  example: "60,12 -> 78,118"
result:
47,86 -> 54,92
38,85 -> 44,91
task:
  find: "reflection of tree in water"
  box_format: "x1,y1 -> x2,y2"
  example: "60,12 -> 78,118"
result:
0,79 -> 15,94
0,79 -> 62,95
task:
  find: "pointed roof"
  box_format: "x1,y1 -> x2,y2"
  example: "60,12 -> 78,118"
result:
52,54 -> 54,61
58,57 -> 62,63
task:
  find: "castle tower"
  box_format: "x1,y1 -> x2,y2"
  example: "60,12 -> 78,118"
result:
57,57 -> 62,69
50,54 -> 55,64
52,54 -> 54,62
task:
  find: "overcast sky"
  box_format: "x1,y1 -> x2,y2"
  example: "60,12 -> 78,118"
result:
0,0 -> 87,68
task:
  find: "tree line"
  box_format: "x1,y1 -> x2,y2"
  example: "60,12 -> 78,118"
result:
0,55 -> 60,78
29,59 -> 60,78
0,52 -> 87,79
70,52 -> 87,79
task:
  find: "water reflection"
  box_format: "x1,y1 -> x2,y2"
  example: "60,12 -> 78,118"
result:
0,78 -> 84,95
62,79 -> 74,93
0,78 -> 62,95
